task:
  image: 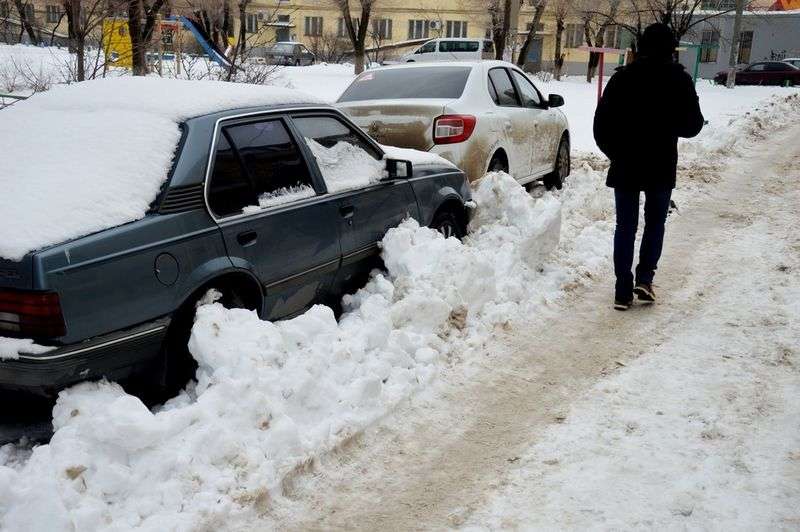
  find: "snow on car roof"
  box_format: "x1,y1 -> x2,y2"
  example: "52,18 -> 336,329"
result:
0,77 -> 323,261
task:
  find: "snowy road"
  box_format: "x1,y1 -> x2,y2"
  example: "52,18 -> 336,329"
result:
250,121 -> 800,529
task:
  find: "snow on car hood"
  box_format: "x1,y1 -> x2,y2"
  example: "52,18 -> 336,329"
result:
0,77 -> 323,261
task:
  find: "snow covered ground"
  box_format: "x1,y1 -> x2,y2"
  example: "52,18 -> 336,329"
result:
1,51 -> 799,530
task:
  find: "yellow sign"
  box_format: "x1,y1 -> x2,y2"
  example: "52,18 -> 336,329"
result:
102,18 -> 133,68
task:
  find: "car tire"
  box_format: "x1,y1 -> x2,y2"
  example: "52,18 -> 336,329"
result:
430,209 -> 466,240
152,288 -> 251,403
543,137 -> 570,191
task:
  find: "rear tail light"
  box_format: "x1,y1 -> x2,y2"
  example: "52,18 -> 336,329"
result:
433,114 -> 476,145
0,289 -> 66,338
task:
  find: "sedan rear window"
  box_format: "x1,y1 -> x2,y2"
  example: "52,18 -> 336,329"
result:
338,66 -> 471,102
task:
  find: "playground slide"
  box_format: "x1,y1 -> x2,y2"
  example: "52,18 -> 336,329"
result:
171,16 -> 233,68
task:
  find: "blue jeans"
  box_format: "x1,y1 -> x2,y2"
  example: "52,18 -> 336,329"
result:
614,187 -> 673,300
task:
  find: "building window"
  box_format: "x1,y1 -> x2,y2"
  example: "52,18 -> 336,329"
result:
700,29 -> 719,62
338,18 -> 360,38
564,23 -> 584,48
603,25 -> 622,48
737,30 -> 753,64
245,13 -> 258,33
408,19 -> 429,39
525,22 -> 544,33
305,16 -> 323,36
445,20 -> 467,38
45,4 -> 60,23
372,18 -> 392,40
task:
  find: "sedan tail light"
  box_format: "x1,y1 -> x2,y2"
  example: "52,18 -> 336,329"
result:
0,289 -> 66,338
433,115 -> 477,145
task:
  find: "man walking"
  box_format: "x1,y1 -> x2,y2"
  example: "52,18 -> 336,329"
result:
593,23 -> 705,310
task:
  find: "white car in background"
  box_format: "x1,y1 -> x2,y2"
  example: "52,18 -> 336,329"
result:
783,58 -> 800,69
336,61 -> 570,188
400,38 -> 495,63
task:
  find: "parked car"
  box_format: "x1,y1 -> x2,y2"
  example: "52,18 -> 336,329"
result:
259,42 -> 316,66
0,79 -> 471,399
783,58 -> 800,69
400,38 -> 495,63
336,61 -> 570,188
714,61 -> 800,86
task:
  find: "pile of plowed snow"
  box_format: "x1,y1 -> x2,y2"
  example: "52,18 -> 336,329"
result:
1,91 -> 797,531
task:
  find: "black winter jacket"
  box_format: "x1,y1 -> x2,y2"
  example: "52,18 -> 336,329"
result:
593,59 -> 705,190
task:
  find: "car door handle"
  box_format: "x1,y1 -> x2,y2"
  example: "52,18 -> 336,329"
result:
340,206 -> 355,219
237,231 -> 257,247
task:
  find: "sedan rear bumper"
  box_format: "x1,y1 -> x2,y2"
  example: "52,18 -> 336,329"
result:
0,318 -> 169,396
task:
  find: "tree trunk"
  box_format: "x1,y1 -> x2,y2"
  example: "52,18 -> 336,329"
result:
516,3 -> 545,69
491,0 -> 511,60
127,0 -> 147,75
238,0 -> 246,55
222,0 -> 232,45
13,0 -> 39,44
585,25 -> 605,83
354,44 -> 365,74
553,19 -> 564,81
64,0 -> 84,81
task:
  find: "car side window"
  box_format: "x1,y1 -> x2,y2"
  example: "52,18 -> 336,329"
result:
293,114 -> 387,192
748,63 -> 766,71
292,115 -> 381,160
488,68 -> 520,107
767,62 -> 789,71
208,119 -> 315,217
511,70 -> 542,107
208,132 -> 257,217
417,41 -> 436,54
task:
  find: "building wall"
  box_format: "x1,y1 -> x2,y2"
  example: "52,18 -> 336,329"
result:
678,11 -> 800,79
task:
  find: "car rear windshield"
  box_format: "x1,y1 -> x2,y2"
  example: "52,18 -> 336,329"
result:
338,66 -> 471,102
270,44 -> 293,53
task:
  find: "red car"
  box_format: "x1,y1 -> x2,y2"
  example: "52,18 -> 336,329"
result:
714,61 -> 800,86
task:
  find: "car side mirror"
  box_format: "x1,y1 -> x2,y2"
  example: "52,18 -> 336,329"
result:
548,94 -> 565,108
385,158 -> 413,179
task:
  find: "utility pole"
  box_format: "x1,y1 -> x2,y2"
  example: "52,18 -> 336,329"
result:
725,0 -> 746,88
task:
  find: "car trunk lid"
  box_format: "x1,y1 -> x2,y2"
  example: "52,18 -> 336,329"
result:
337,99 -> 449,152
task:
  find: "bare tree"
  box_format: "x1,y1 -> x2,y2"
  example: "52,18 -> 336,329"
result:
13,0 -> 39,44
516,0 -> 547,68
236,0 -> 249,55
185,0 -> 233,51
551,0 -> 572,80
307,32 -> 350,63
62,0 -> 107,81
488,0 -> 519,60
126,0 -> 167,75
335,0 -> 375,74
585,0 -> 747,55
579,0 -> 620,80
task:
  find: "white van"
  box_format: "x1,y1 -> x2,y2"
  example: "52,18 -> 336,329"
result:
401,38 -> 495,62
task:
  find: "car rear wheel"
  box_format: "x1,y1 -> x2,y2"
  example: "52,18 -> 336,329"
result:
543,137 -> 570,191
430,209 -> 466,240
149,287 -> 252,404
